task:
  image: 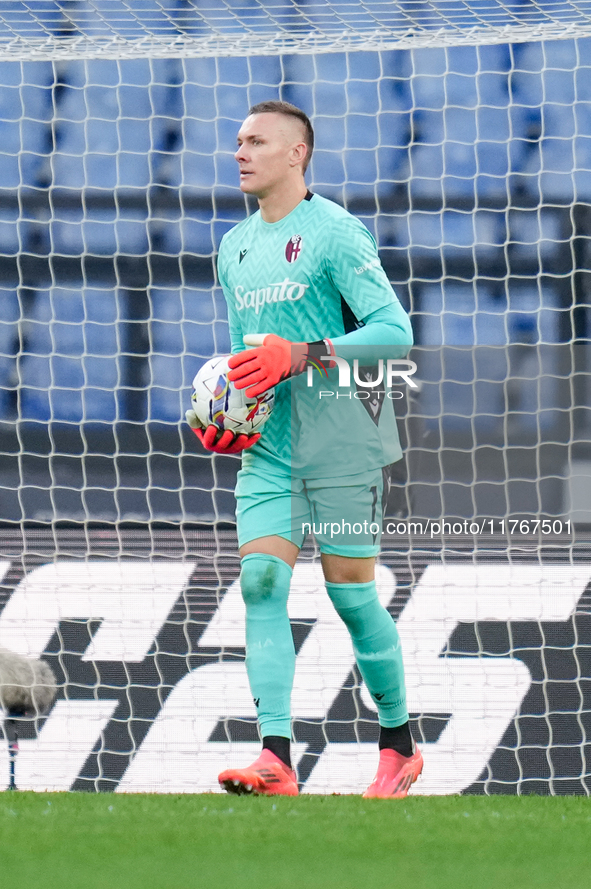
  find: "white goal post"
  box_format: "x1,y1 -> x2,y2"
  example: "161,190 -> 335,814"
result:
0,0 -> 590,796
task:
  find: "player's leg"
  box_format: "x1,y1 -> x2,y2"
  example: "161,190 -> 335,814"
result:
239,537 -> 298,767
321,553 -> 422,798
321,552 -> 414,754
218,466 -> 307,796
309,470 -> 423,797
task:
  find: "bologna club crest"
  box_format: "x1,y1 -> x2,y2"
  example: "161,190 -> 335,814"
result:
285,234 -> 303,263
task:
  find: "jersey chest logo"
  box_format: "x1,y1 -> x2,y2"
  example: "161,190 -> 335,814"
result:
285,234 -> 303,263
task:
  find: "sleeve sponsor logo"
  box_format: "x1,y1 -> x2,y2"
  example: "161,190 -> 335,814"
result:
355,257 -> 381,275
234,278 -> 309,314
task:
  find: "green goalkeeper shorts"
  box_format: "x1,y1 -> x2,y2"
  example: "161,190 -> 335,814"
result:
235,462 -> 391,556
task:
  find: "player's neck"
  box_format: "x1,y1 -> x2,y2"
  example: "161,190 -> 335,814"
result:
257,179 -> 308,224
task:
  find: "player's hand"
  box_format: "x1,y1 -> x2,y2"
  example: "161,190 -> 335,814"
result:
186,411 -> 260,454
195,425 -> 261,454
185,408 -> 204,432
227,334 -> 309,398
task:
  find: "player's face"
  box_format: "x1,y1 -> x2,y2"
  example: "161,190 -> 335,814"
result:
235,113 -> 305,197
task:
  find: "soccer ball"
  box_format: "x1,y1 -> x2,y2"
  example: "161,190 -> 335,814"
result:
191,356 -> 274,435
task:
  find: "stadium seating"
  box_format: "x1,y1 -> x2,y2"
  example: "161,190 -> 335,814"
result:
0,40 -> 582,204
416,280 -> 561,432
18,289 -> 121,423
0,209 -> 20,255
0,61 -> 54,188
0,289 -> 19,420
148,288 -> 230,423
0,28 -> 587,423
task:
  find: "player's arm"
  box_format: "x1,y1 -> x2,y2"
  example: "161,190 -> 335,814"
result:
226,305 -> 410,398
186,242 -> 260,454
325,215 -> 413,356
227,217 -> 413,398
330,301 -> 413,362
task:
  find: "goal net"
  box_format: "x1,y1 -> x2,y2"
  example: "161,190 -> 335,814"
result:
0,0 -> 590,795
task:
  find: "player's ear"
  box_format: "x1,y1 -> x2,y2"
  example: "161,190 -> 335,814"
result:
289,140 -> 308,169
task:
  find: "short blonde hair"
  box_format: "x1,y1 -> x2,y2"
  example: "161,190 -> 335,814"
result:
248,101 -> 314,172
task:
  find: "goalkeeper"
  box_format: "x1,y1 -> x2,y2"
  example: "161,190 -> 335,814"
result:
187,100 -> 421,798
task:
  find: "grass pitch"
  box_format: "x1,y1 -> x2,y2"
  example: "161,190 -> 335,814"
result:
1,793 -> 588,889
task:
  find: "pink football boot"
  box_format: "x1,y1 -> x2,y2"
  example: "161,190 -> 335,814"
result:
219,749 -> 299,797
363,745 -> 424,799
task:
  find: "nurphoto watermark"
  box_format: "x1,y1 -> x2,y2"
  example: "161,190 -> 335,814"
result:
302,518 -> 573,540
306,357 -> 417,400
302,519 -> 381,539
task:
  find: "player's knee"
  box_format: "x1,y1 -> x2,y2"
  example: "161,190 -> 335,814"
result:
240,554 -> 291,607
340,600 -> 397,647
240,559 -> 273,605
335,601 -> 372,637
327,584 -> 390,639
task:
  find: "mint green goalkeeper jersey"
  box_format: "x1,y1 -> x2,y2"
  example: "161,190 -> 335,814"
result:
217,192 -> 413,479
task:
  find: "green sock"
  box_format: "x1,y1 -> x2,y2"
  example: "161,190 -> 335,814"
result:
325,579 -> 408,727
240,553 -> 294,739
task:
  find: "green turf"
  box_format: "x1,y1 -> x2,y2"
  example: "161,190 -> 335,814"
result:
1,792 -> 589,889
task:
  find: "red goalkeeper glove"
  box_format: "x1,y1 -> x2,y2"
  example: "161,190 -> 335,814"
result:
227,334 -> 335,398
185,410 -> 260,454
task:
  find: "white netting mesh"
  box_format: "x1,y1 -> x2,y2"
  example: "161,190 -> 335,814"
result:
0,1 -> 591,60
1,42 -> 589,524
0,4 -> 590,797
